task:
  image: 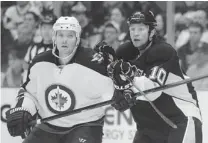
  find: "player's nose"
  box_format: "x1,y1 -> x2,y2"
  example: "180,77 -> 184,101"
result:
62,37 -> 68,44
134,31 -> 140,37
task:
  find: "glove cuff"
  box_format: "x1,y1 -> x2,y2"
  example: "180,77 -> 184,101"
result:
9,107 -> 32,115
114,82 -> 133,90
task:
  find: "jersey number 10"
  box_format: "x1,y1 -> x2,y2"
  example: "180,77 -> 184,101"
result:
149,66 -> 167,85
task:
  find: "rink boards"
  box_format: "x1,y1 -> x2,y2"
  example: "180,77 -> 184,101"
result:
1,88 -> 208,143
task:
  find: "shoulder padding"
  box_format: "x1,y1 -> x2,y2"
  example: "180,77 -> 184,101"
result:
146,42 -> 177,64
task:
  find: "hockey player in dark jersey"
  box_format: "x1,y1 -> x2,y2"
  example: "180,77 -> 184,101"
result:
6,16 -> 114,143
96,11 -> 202,143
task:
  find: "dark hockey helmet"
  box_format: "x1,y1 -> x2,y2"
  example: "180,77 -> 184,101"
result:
127,11 -> 157,29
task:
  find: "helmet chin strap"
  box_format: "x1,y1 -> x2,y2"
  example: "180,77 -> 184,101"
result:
52,34 -> 80,61
52,43 -> 78,61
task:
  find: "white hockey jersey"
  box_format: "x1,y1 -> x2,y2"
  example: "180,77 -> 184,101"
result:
16,47 -> 114,127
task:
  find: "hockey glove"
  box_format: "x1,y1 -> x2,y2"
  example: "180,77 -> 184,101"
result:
6,107 -> 32,137
107,60 -> 135,90
112,89 -> 136,112
92,41 -> 116,65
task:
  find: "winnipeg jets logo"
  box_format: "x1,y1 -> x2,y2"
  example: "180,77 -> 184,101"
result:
51,86 -> 68,110
45,84 -> 76,114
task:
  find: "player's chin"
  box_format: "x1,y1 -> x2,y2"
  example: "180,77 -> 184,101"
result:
61,46 -> 69,49
61,47 -> 73,53
132,42 -> 143,48
59,48 -> 71,54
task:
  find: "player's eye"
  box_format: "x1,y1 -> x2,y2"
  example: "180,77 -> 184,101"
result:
130,27 -> 135,31
67,35 -> 73,38
57,33 -> 63,37
139,28 -> 144,31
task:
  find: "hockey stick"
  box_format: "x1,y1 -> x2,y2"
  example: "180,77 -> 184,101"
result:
29,74 -> 208,126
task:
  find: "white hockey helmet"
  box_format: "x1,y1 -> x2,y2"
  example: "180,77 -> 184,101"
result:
53,16 -> 82,46
52,16 -> 82,60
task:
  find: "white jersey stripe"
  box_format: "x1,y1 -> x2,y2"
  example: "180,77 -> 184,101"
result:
182,117 -> 196,143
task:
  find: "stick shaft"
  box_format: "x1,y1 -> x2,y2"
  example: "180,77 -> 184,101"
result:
29,100 -> 114,125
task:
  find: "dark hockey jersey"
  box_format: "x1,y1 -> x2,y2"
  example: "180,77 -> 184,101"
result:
16,46 -> 114,127
116,41 -> 201,130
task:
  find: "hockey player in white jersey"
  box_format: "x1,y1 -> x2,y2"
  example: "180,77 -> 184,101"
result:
6,16 -> 114,143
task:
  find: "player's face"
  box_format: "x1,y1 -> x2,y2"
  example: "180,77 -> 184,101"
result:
55,30 -> 77,55
40,24 -> 53,42
129,23 -> 149,49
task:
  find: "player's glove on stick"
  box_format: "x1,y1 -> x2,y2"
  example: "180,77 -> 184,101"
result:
6,107 -> 32,137
92,41 -> 116,65
107,60 -> 135,90
112,89 -> 136,112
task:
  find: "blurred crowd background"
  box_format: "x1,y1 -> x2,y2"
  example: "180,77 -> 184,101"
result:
1,1 -> 208,90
